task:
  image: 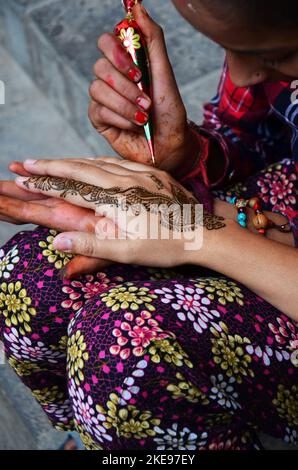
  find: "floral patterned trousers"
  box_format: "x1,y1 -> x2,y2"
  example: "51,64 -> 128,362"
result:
0,159 -> 297,450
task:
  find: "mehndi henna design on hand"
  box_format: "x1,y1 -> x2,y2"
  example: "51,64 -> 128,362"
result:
148,174 -> 165,190
23,176 -> 226,232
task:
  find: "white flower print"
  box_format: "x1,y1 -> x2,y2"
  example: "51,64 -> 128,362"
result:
118,359 -> 148,405
4,328 -> 65,363
153,423 -> 207,450
210,374 -> 241,410
284,427 -> 297,445
0,245 -> 20,280
68,380 -> 112,443
245,344 -> 290,366
155,285 -> 220,334
45,401 -> 74,424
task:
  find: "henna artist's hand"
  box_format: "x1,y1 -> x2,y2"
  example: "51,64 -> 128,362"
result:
0,161 -> 112,278
89,3 -> 196,173
14,158 -> 226,268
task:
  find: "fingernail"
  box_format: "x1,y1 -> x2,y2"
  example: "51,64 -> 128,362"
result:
15,176 -> 28,185
135,110 -> 148,125
58,266 -> 69,281
53,237 -> 73,252
24,159 -> 37,165
136,96 -> 151,111
128,67 -> 142,82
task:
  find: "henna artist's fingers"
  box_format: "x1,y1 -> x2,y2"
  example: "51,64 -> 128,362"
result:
97,33 -> 142,83
89,79 -> 148,126
0,180 -> 47,201
89,100 -> 144,133
93,57 -> 151,110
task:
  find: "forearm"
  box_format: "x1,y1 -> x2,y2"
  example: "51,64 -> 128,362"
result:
214,199 -> 295,246
193,220 -> 298,321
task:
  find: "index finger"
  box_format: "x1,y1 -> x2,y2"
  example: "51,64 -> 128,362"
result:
98,33 -> 142,83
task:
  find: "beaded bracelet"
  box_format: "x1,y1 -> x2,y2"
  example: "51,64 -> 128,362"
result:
229,196 -> 292,236
229,197 -> 248,228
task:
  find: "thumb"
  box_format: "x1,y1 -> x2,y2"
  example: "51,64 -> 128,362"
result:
132,3 -> 177,88
52,232 -> 134,264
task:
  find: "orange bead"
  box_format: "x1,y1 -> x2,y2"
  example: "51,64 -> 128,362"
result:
253,213 -> 270,230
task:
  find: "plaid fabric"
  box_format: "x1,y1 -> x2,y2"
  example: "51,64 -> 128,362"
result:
193,63 -> 297,187
181,62 -> 297,244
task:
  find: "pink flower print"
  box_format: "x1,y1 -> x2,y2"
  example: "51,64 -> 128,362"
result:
257,166 -> 296,211
269,317 -> 298,353
61,273 -> 112,311
110,310 -> 169,360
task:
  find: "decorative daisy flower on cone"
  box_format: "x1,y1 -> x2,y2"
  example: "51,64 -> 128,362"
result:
119,27 -> 141,52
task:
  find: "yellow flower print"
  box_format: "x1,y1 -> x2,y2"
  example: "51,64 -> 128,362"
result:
0,281 -> 36,335
8,356 -> 43,377
67,330 -> 89,385
148,338 -> 193,369
117,406 -> 160,439
205,412 -> 233,429
32,385 -> 65,406
119,27 -> 141,51
195,278 -> 244,306
167,372 -> 209,404
76,426 -> 103,450
39,229 -> 73,270
58,335 -> 68,352
100,283 -> 157,312
211,322 -> 254,384
96,392 -> 120,430
96,393 -> 160,439
147,268 -> 183,281
273,385 -> 298,426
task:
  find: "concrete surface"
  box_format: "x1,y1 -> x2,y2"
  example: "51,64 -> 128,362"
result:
0,0 -> 295,452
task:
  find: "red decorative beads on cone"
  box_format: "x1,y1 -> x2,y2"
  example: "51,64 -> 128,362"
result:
122,0 -> 142,12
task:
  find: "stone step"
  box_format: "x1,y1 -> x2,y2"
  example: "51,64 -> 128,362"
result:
1,0 -> 223,152
0,43 -> 93,449
0,385 -> 36,450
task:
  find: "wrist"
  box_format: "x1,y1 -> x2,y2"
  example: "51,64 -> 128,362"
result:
182,217 -> 235,267
169,124 -> 201,179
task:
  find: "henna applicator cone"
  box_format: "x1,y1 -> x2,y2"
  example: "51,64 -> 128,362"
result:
115,0 -> 156,166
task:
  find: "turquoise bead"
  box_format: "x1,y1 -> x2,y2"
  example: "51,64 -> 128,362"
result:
238,213 -> 247,222
229,197 -> 237,205
239,220 -> 247,228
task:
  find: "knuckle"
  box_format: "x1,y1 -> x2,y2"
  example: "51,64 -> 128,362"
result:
94,105 -> 107,123
98,32 -> 112,51
89,79 -> 99,99
71,161 -> 88,178
80,238 -> 96,257
152,22 -> 164,39
93,58 -> 111,78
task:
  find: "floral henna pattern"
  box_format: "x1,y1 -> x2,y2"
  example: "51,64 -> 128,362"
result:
23,175 -> 226,232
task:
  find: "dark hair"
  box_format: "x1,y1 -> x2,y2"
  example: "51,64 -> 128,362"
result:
198,0 -> 298,30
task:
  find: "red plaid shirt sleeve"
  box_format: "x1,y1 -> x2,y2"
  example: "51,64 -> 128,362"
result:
182,63 -> 291,189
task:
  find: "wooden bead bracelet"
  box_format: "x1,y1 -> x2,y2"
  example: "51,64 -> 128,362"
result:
229,196 -> 291,236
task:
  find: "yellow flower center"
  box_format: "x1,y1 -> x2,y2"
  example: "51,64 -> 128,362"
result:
5,294 -> 21,312
69,344 -> 79,360
115,292 -> 138,302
